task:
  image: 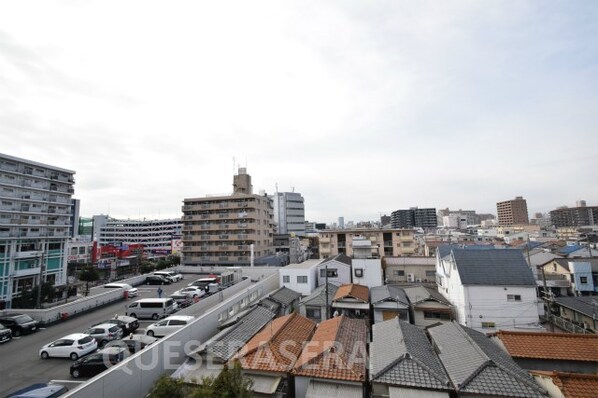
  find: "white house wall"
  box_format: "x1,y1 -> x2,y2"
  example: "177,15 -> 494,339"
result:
351,258 -> 383,288
316,260 -> 351,286
279,266 -> 316,296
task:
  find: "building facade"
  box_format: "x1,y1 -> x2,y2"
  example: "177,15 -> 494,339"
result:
391,207 -> 437,229
497,196 -> 529,225
181,168 -> 274,266
272,191 -> 306,236
0,153 -> 75,308
550,202 -> 598,228
319,228 -> 417,258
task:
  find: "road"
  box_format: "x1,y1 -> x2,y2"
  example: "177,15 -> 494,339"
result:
0,277 -> 198,397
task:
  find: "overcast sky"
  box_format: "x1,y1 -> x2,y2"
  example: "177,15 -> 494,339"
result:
1,1 -> 597,224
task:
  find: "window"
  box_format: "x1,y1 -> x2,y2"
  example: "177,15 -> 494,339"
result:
580,276 -> 588,284
282,275 -> 290,283
354,268 -> 363,278
425,270 -> 436,277
481,322 -> 496,328
320,268 -> 338,278
393,270 -> 405,276
297,276 -> 308,284
423,311 -> 451,320
306,307 -> 321,319
507,294 -> 521,302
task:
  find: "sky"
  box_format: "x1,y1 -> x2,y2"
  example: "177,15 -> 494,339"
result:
1,1 -> 597,225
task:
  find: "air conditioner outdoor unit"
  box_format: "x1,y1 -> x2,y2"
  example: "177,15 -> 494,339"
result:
407,273 -> 415,283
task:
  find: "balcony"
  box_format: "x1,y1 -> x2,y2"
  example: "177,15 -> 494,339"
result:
13,250 -> 43,259
12,266 -> 41,277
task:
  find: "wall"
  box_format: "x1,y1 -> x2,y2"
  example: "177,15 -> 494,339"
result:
62,273 -> 280,398
352,258 -> 383,288
316,260 -> 351,287
279,265 -> 317,296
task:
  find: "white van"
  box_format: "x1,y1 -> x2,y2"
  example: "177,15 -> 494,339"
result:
125,298 -> 176,320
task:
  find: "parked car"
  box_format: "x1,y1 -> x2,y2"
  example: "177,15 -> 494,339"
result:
39,333 -> 97,360
5,383 -> 68,398
154,271 -> 183,282
174,286 -> 205,298
170,293 -> 193,309
0,323 -> 12,343
114,334 -> 158,354
145,315 -> 195,337
103,282 -> 139,297
0,313 -> 39,337
145,275 -> 172,285
125,298 -> 177,320
70,346 -> 128,379
83,323 -> 123,347
92,315 -> 139,336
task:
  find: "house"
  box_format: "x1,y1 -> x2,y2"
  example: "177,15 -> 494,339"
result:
293,315 -> 368,398
370,318 -> 452,397
530,371 -> 598,398
331,283 -> 370,320
171,305 -> 275,383
552,296 -> 598,333
436,247 -> 541,331
231,312 -> 317,397
316,253 -> 352,286
493,330 -> 598,374
350,237 -> 383,288
263,286 -> 302,317
544,258 -> 598,296
279,260 -> 320,296
299,282 -> 340,323
370,285 -> 410,323
404,285 -> 453,328
428,322 -> 547,397
384,256 -> 437,284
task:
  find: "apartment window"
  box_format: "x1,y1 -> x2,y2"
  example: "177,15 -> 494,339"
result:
282,275 -> 290,283
354,268 -> 363,278
580,276 -> 588,284
481,322 -> 496,328
393,270 -> 405,276
297,275 -> 308,284
425,270 -> 436,277
507,294 -> 521,302
320,269 -> 338,278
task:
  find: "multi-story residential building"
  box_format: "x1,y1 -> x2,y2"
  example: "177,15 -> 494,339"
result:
497,196 -> 529,225
319,228 -> 417,258
181,168 -> 274,266
271,191 -> 305,236
550,201 -> 598,227
0,153 -> 75,309
92,215 -> 182,254
391,207 -> 437,229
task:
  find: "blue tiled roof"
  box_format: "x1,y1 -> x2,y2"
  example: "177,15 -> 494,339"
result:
558,245 -> 583,255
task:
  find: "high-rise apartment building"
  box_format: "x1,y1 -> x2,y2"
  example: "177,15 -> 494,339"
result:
271,191 -> 305,236
181,168 -> 274,266
0,153 -> 75,308
391,207 -> 437,229
496,196 -> 529,226
550,201 -> 598,227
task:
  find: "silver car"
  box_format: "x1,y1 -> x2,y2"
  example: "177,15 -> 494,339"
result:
84,323 -> 123,347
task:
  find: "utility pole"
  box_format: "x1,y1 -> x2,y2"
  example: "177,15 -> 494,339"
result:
540,265 -> 554,332
325,263 -> 329,320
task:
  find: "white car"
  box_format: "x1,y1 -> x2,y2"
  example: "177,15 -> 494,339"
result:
154,271 -> 183,282
174,286 -> 205,298
39,333 -> 98,360
104,283 -> 139,298
145,315 -> 195,337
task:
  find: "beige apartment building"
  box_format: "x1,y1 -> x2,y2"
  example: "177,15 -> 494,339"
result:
319,228 -> 417,259
181,168 -> 274,266
496,196 -> 529,226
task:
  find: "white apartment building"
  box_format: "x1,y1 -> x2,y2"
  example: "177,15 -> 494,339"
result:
279,259 -> 320,296
0,153 -> 75,308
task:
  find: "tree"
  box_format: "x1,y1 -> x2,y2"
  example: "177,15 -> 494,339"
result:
147,374 -> 188,398
78,266 -> 100,296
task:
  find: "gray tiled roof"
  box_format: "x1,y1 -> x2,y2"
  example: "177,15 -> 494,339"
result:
269,286 -> 301,306
320,253 -> 352,267
300,282 -> 339,307
451,249 -> 536,286
428,322 -> 546,397
403,285 -> 451,306
554,296 -> 597,318
258,297 -> 281,314
370,318 -> 450,390
206,305 -> 275,362
370,285 -> 409,306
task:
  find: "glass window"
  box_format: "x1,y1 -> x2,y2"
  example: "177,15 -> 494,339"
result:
282,275 -> 290,283
297,276 -> 307,284
481,322 -> 496,328
507,294 -> 522,302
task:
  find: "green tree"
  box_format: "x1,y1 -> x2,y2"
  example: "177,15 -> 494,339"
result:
211,362 -> 253,398
78,266 -> 100,296
147,374 -> 188,398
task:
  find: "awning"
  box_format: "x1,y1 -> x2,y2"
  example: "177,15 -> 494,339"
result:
306,380 -> 362,398
246,374 -> 281,395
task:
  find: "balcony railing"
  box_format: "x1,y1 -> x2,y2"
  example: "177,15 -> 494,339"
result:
552,315 -> 595,334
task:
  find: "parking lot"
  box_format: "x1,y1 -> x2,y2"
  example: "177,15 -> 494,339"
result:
0,276 -> 197,397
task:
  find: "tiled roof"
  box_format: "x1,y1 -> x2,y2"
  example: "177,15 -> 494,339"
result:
232,312 -> 316,372
258,297 -> 281,314
370,318 -> 450,390
269,286 -> 301,307
333,283 -> 369,303
320,253 -> 352,267
437,244 -> 495,259
554,296 -> 598,318
450,249 -> 537,286
370,285 -> 409,306
531,371 -> 598,398
300,282 -> 340,307
293,316 -> 367,382
496,330 -> 598,362
553,258 -> 598,272
403,285 -> 451,306
428,322 -> 546,397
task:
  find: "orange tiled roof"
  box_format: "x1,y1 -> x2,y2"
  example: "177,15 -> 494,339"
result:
293,315 -> 368,382
232,312 -> 316,373
496,331 -> 598,362
333,283 -> 369,303
531,371 -> 598,398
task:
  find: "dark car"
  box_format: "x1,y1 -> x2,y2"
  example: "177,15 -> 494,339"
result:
0,323 -> 12,343
69,346 -> 128,379
145,275 -> 171,285
170,293 -> 193,309
5,383 -> 68,398
92,315 -> 139,336
107,334 -> 158,354
0,313 -> 38,337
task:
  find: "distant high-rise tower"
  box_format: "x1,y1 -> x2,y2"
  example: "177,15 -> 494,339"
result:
338,217 -> 345,229
496,196 -> 529,226
391,207 -> 437,229
272,191 -> 305,236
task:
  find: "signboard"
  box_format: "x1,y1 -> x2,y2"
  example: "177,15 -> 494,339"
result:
171,239 -> 183,254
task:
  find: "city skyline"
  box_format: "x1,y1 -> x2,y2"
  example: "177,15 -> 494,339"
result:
1,2 -> 597,223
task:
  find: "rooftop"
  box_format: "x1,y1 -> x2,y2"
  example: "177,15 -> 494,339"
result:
370,285 -> 409,306
403,285 -> 451,306
319,253 -> 352,267
554,296 -> 598,318
269,286 -> 302,307
282,259 -> 322,269
531,371 -> 598,398
333,283 -> 369,303
300,282 -> 340,307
